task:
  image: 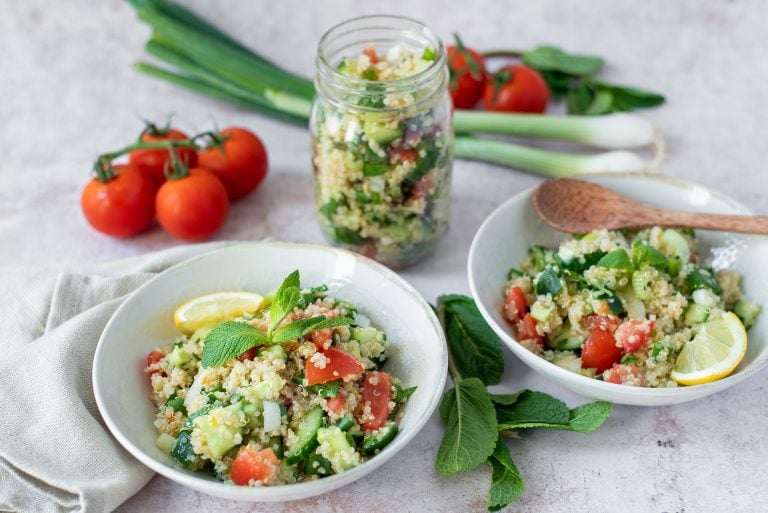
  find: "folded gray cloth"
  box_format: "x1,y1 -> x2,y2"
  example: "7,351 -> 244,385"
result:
0,242 -> 232,513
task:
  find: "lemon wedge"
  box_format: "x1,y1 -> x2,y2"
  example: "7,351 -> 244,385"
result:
671,311 -> 748,385
174,291 -> 264,335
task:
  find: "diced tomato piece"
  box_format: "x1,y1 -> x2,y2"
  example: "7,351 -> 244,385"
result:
326,387 -> 347,414
389,148 -> 419,164
582,314 -> 618,333
518,313 -> 544,346
363,47 -> 379,64
504,286 -> 528,322
603,364 -> 647,387
614,319 -> 655,353
411,175 -> 435,199
581,327 -> 622,373
308,328 -> 333,350
357,371 -> 392,431
238,347 -> 258,362
230,447 -> 280,486
305,347 -> 365,385
145,350 -> 164,374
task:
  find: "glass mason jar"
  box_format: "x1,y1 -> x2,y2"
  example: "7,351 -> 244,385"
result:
311,15 -> 453,269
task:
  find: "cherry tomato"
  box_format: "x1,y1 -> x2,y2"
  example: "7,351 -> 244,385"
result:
357,371 -> 392,431
503,286 -> 528,322
581,326 -> 622,373
614,319 -> 655,353
483,65 -> 549,113
129,127 -> 197,186
603,363 -> 647,386
230,447 -> 279,486
155,167 -> 230,241
447,41 -> 486,109
198,127 -> 268,200
326,387 -> 347,415
305,347 -> 364,385
238,347 -> 258,362
582,314 -> 618,333
362,47 -> 379,64
308,328 -> 333,350
388,148 -> 419,165
518,313 -> 544,346
81,164 -> 156,238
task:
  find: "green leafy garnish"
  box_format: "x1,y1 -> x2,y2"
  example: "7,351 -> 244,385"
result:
597,248 -> 634,272
495,390 -> 569,428
522,45 -> 603,76
437,295 -> 504,385
201,321 -> 269,368
268,270 -> 301,334
686,266 -> 723,295
486,439 -> 524,511
306,380 -> 340,398
535,267 -> 563,296
632,240 -> 668,271
272,315 -> 354,343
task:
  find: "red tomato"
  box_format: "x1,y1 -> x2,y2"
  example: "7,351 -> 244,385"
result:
518,313 -> 544,346
238,347 -> 258,362
81,164 -> 156,238
503,286 -> 528,322
483,65 -> 549,113
305,347 -> 364,385
581,327 -> 622,373
230,447 -> 279,486
308,328 -> 333,350
389,148 -> 419,165
357,371 -> 392,431
363,47 -> 379,64
326,387 -> 346,414
146,350 -> 163,369
446,42 -> 486,109
411,175 -> 435,199
603,363 -> 646,386
155,167 -> 230,241
129,127 -> 197,186
582,314 -> 619,333
198,127 -> 268,200
614,319 -> 655,353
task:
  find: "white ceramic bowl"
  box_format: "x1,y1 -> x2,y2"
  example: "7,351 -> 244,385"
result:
468,174 -> 768,406
93,242 -> 447,501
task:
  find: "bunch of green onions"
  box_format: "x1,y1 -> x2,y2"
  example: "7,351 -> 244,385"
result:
128,0 -> 663,176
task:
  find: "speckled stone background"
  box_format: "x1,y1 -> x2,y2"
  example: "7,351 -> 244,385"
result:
2,0 -> 767,511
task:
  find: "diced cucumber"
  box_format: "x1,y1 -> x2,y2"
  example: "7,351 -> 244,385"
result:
155,433 -> 176,454
304,452 -> 332,476
548,321 -> 585,350
337,415 -> 355,432
285,407 -> 324,465
362,423 -> 399,455
530,302 -> 554,323
733,298 -> 760,329
352,326 -> 379,345
317,426 -> 358,471
686,266 -> 723,295
660,229 -> 691,265
258,344 -> 287,363
551,352 -> 583,372
535,268 -> 563,296
529,245 -> 552,272
167,346 -> 192,367
171,431 -> 200,469
363,119 -> 402,145
692,288 -> 718,308
684,303 -> 710,325
632,269 -> 654,301
192,403 -> 244,460
616,285 -> 646,320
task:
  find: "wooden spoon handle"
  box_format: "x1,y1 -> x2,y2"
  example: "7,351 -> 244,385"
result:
646,208 -> 768,235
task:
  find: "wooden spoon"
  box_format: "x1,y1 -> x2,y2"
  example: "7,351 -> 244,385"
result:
532,178 -> 768,234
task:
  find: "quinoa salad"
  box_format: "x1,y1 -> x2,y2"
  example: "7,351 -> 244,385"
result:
145,272 -> 415,486
311,44 -> 452,268
502,227 -> 760,387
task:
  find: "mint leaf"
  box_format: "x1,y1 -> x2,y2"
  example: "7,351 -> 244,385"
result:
269,270 -> 302,332
201,321 -> 269,368
495,390 -> 570,428
486,439 -> 524,512
438,295 -> 503,385
522,45 -> 603,76
597,248 -> 633,272
632,240 -> 668,271
565,401 -> 612,433
686,266 -> 722,295
490,392 -> 524,406
271,315 -> 354,343
436,377 -> 498,476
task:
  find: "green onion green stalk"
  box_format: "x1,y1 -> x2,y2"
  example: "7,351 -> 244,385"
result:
127,0 -> 663,177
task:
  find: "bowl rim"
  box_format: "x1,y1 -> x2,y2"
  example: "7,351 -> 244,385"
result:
467,173 -> 768,402
93,241 -> 448,501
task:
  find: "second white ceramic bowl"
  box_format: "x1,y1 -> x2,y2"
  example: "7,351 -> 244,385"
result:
93,242 -> 447,501
468,174 -> 768,406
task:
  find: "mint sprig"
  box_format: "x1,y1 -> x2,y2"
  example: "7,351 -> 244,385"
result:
434,294 -> 613,511
201,270 -> 353,368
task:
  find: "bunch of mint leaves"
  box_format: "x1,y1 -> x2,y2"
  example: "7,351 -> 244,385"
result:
520,45 -> 665,115
434,295 -> 612,511
200,270 -> 353,367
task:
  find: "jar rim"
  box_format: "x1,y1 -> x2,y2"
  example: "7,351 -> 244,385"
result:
316,14 -> 446,92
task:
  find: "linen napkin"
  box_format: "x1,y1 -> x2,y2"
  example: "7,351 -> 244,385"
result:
0,242 -> 232,513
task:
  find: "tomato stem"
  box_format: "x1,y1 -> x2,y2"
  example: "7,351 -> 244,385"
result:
482,50 -> 525,59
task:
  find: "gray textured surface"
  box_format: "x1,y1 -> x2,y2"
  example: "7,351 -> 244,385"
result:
1,0 -> 767,511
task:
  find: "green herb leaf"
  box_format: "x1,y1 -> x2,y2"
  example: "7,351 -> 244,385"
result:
558,249 -> 606,273
522,45 -> 603,76
597,248 -> 634,272
268,270 -> 302,332
486,439 -> 525,512
495,390 -> 570,429
608,84 -> 665,109
438,295 -> 504,385
271,315 -> 354,343
334,227 -> 366,245
535,267 -> 563,296
306,379 -> 340,398
564,401 -> 613,433
201,321 -> 269,368
686,266 -> 723,295
490,392 -> 524,406
632,240 -> 668,271
436,377 -> 498,476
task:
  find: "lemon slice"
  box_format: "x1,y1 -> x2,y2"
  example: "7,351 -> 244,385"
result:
671,311 -> 748,385
174,291 -> 264,335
